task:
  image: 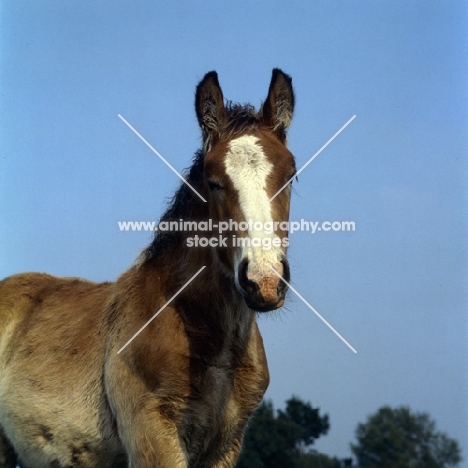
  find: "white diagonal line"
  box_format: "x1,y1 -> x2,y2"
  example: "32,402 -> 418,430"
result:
269,115 -> 356,202
270,267 -> 357,353
117,266 -> 206,354
118,114 -> 207,203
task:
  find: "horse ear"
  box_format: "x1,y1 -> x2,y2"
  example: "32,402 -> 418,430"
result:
195,71 -> 226,151
262,69 -> 295,141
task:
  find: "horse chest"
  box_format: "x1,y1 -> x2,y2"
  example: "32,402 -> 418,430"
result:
181,364 -> 239,458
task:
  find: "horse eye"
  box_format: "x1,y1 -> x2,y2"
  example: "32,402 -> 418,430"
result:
207,180 -> 222,192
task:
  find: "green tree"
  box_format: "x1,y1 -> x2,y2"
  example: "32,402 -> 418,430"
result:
351,406 -> 462,468
278,396 -> 331,448
236,396 -> 332,468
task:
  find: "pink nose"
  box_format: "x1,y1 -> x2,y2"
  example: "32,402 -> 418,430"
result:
248,262 -> 283,304
237,258 -> 289,312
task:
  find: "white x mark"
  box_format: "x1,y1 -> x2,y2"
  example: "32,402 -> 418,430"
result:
270,267 -> 357,353
269,115 -> 356,202
118,114 -> 207,202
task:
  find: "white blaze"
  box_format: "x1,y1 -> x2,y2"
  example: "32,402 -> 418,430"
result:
224,135 -> 283,282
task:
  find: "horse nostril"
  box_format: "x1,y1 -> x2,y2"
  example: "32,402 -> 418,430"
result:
277,259 -> 290,296
238,258 -> 258,295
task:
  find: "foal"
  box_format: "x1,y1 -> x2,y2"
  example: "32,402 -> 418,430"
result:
0,69 -> 296,467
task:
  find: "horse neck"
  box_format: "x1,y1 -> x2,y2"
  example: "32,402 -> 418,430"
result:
141,246 -> 254,363
140,198 -> 256,358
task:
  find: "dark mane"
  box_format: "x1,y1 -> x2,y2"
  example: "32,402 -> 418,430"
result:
140,102 -> 265,265
220,101 -> 287,144
221,102 -> 264,140
139,150 -> 204,264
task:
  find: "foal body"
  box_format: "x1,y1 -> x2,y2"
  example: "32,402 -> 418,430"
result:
0,69 -> 296,467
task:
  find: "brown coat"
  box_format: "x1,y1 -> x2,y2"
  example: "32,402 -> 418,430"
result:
0,68 -> 295,467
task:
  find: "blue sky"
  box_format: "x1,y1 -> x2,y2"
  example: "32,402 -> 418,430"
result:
1,0 -> 467,464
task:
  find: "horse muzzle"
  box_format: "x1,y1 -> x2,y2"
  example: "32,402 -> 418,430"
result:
237,257 -> 290,312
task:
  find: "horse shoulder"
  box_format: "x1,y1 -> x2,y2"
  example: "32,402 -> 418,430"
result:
103,271 -> 191,467
104,265 -> 190,410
